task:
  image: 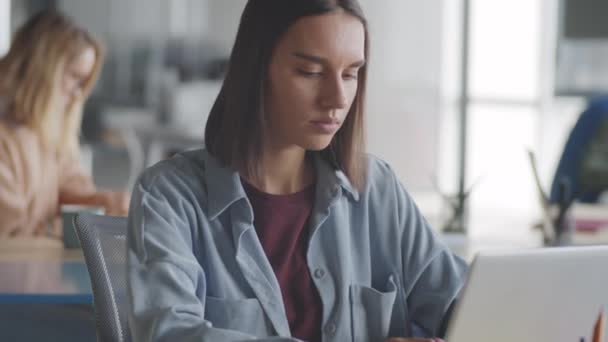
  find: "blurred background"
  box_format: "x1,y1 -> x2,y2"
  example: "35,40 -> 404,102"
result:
1,0 -> 607,244
1,1 -> 608,340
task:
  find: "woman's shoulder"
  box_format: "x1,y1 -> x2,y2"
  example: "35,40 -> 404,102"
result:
132,149 -> 236,220
136,149 -> 209,194
364,153 -> 401,190
359,153 -> 418,206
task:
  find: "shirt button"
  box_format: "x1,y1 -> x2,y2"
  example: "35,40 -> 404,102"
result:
313,268 -> 325,279
325,322 -> 337,335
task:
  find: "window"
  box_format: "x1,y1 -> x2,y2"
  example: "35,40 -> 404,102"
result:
465,0 -> 543,238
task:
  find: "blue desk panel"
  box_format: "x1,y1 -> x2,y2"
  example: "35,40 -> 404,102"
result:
0,260 -> 93,304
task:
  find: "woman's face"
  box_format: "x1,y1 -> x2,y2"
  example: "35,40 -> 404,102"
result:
265,11 -> 365,151
58,46 -> 96,111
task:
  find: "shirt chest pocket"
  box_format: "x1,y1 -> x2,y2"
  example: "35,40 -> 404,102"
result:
349,275 -> 398,342
204,296 -> 273,337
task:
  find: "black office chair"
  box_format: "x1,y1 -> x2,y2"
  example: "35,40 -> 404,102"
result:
74,213 -> 131,342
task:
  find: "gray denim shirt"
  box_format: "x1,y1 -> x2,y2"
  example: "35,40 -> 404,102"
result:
127,149 -> 467,342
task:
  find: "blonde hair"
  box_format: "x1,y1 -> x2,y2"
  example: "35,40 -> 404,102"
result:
0,10 -> 104,160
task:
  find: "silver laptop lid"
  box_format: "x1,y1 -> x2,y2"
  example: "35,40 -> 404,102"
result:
446,246 -> 608,342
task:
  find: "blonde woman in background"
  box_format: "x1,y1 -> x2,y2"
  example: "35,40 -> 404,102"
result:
0,10 -> 129,238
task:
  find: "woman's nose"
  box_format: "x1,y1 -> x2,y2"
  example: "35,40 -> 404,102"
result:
320,76 -> 349,109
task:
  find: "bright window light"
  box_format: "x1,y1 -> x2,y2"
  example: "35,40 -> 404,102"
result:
469,0 -> 541,101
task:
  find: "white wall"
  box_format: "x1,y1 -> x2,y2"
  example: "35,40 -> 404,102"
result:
360,0 -> 444,191
206,0 -> 245,55
60,0 -> 171,40
437,0 -> 463,197
60,0 -> 213,44
0,0 -> 9,56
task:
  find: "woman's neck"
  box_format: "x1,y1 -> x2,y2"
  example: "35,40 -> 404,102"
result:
245,145 -> 315,195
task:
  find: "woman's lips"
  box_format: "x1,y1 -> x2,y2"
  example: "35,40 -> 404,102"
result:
310,120 -> 340,134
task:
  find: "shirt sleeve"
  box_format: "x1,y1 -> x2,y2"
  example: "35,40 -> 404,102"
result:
392,172 -> 468,338
0,138 -> 28,236
127,171 -> 302,342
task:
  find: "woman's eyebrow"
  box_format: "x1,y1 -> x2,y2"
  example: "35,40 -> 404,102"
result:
292,51 -> 365,68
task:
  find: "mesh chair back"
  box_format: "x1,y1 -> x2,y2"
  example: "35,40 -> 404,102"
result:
74,213 -> 131,342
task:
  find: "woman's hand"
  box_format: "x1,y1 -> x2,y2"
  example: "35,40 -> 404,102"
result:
98,191 -> 130,216
59,190 -> 130,216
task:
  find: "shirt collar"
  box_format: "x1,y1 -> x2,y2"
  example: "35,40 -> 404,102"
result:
203,150 -> 248,220
203,150 -> 360,220
312,153 -> 360,202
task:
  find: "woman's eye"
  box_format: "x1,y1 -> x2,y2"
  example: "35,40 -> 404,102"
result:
343,73 -> 358,81
343,68 -> 359,80
297,69 -> 322,77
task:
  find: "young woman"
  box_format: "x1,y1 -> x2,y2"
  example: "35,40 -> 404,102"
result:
0,10 -> 129,238
127,1 -> 467,341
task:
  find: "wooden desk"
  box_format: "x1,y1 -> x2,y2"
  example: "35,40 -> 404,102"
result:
0,238 -> 96,341
0,238 -> 92,304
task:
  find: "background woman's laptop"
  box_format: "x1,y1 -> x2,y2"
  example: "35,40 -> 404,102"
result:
445,246 -> 608,342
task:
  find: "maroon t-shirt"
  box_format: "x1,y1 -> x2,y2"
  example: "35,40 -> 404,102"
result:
242,181 -> 322,342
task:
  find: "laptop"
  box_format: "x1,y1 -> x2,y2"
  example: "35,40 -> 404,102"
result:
445,246 -> 608,342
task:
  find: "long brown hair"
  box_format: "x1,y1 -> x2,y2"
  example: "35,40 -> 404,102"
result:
204,0 -> 369,190
0,9 -> 104,160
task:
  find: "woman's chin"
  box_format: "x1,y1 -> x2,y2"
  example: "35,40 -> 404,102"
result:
302,138 -> 333,152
